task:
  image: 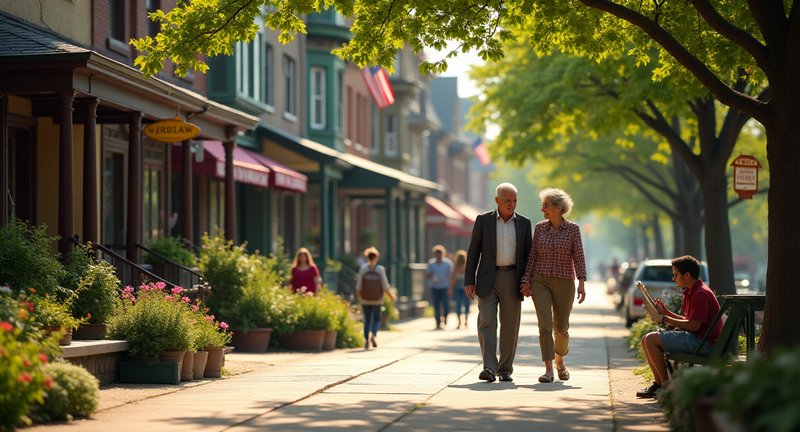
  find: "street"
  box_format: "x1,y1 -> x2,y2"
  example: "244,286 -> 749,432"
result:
29,282 -> 667,431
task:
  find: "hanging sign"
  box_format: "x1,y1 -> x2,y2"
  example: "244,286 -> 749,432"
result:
730,154 -> 762,199
143,116 -> 201,143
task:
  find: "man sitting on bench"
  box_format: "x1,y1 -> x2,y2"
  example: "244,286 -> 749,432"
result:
635,255 -> 723,399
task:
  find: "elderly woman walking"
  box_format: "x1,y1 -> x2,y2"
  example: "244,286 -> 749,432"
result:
520,188 -> 587,383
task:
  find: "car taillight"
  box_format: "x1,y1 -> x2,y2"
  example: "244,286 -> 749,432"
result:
634,297 -> 643,306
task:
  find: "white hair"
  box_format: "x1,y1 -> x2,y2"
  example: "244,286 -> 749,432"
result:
539,187 -> 574,215
495,182 -> 518,197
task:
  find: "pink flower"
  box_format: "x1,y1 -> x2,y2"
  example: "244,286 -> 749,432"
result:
191,305 -> 199,311
182,296 -> 190,304
124,286 -> 134,293
165,295 -> 173,301
156,281 -> 167,290
205,315 -> 214,322
171,287 -> 183,295
219,322 -> 229,330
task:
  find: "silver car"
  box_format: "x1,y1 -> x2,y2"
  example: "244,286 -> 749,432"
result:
622,259 -> 709,327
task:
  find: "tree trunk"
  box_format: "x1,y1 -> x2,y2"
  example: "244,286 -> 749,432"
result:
641,222 -> 650,259
759,104 -> 800,353
651,213 -> 665,258
702,173 -> 735,295
671,217 -> 683,257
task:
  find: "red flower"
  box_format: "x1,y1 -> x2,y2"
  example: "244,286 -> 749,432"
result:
0,321 -> 12,332
18,372 -> 32,383
44,376 -> 53,390
38,353 -> 49,364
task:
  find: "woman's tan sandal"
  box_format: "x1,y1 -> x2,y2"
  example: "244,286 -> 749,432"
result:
557,366 -> 570,381
538,371 -> 554,383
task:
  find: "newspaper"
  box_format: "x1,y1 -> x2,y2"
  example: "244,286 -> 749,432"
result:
636,281 -> 659,318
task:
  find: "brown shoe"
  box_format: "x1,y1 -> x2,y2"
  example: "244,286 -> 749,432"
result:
636,382 -> 662,398
538,371 -> 554,383
557,366 -> 570,381
371,335 -> 377,348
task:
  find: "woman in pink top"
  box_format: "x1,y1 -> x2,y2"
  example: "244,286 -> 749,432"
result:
289,247 -> 322,294
520,188 -> 587,384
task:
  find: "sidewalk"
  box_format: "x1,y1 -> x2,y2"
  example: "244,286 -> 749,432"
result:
28,282 -> 667,431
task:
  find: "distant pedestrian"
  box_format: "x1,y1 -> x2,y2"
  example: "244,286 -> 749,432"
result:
520,188 -> 587,384
356,247 -> 395,350
289,247 -> 322,294
427,244 -> 453,330
465,183 -> 533,383
449,249 -> 470,329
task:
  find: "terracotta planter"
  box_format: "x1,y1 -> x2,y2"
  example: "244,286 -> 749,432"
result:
44,326 -> 73,346
204,346 -> 224,378
279,329 -> 325,351
73,323 -> 107,340
691,395 -> 722,432
159,350 -> 185,374
180,351 -> 194,382
192,350 -> 209,380
231,328 -> 272,353
322,330 -> 337,350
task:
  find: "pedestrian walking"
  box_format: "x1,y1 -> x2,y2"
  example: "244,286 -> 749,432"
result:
449,249 -> 470,329
520,187 -> 587,383
289,247 -> 322,294
465,182 -> 533,383
355,247 -> 395,350
427,244 -> 453,330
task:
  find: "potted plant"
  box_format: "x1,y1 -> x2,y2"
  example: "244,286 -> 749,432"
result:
190,301 -> 231,379
69,253 -> 121,339
278,292 -> 329,351
30,294 -> 84,346
316,288 -> 343,350
106,282 -> 196,384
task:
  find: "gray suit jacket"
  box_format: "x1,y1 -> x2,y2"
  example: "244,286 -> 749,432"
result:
465,210 -> 532,300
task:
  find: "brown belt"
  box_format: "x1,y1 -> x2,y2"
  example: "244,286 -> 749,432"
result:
495,265 -> 516,271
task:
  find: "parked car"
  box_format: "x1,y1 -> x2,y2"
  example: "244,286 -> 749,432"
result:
622,259 -> 709,327
734,272 -> 762,294
614,261 -> 638,309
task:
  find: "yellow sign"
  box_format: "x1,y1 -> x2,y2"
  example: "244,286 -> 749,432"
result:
143,116 -> 201,143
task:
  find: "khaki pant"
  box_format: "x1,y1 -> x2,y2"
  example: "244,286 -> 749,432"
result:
531,275 -> 575,361
477,269 -> 521,374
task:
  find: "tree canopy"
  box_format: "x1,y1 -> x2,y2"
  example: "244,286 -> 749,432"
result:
134,0 -> 798,352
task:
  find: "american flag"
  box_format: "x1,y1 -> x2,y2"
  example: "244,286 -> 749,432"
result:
471,137 -> 491,166
361,66 -> 395,109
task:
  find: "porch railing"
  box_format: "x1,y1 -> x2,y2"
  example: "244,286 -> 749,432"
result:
91,241 -> 176,291
135,243 -> 207,301
323,263 -> 360,303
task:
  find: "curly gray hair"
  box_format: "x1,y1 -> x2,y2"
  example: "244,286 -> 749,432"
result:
539,188 -> 574,215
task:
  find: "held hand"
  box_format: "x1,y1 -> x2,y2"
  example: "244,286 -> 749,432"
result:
448,288 -> 454,297
643,302 -> 661,322
655,298 -> 668,314
464,284 -> 477,301
576,281 -> 586,304
520,282 -> 532,297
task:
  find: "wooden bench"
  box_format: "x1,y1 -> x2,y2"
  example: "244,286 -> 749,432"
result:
666,294 -> 765,369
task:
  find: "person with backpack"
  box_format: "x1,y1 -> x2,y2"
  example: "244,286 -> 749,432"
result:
356,247 -> 395,350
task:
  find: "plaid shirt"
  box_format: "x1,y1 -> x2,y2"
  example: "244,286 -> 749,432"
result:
521,219 -> 587,283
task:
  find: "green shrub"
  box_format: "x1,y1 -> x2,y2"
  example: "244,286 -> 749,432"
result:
335,303 -> 365,349
144,237 -> 195,267
31,295 -> 84,331
198,232 -> 251,318
106,283 -> 195,362
33,361 -> 100,422
0,218 -> 64,296
61,243 -> 94,292
292,293 -> 331,332
0,321 -> 50,430
381,291 -> 399,329
70,260 -> 121,325
659,366 -> 733,432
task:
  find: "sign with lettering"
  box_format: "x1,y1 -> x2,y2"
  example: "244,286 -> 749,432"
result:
143,117 -> 201,143
730,155 -> 762,199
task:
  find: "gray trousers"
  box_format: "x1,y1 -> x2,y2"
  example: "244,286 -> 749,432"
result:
477,269 -> 521,374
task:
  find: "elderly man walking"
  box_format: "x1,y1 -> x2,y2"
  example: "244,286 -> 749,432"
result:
464,183 -> 532,382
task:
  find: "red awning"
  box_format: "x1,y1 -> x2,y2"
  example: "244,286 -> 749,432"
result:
197,140 -> 271,188
425,196 -> 464,231
249,152 -> 308,193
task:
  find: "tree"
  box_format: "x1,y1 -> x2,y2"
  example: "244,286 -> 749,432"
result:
134,0 -> 797,353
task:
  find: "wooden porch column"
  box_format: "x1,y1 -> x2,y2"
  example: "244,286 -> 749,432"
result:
0,95 -> 7,227
223,139 -> 235,241
82,98 -> 98,245
180,139 -> 193,244
58,91 -> 75,257
126,112 -> 142,263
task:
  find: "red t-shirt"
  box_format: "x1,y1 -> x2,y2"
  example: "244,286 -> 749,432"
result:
682,280 -> 722,344
291,265 -> 320,294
